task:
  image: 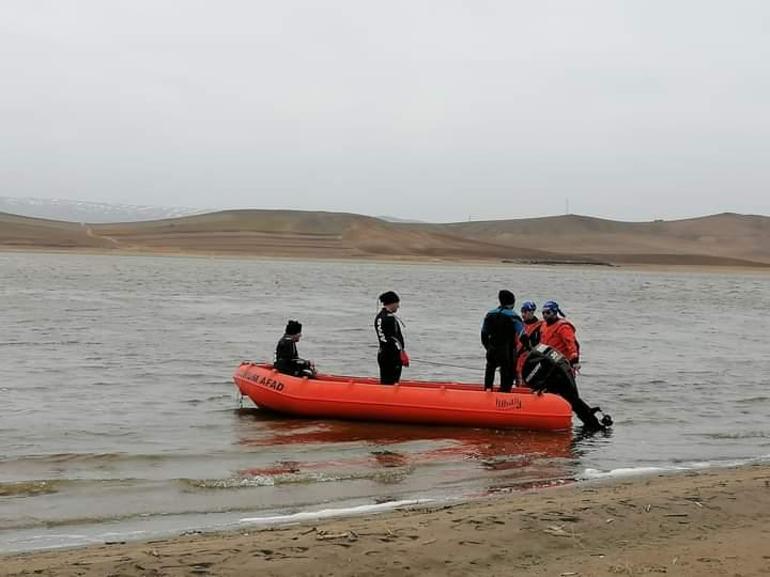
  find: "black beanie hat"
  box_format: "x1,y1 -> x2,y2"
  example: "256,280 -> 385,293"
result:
285,320 -> 302,335
379,290 -> 400,305
498,289 -> 515,306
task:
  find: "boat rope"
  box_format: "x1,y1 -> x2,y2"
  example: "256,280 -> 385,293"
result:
411,357 -> 480,371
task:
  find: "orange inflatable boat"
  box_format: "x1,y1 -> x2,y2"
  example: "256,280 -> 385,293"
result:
233,362 -> 572,431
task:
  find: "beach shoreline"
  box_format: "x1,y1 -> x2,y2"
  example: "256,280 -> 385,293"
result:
3,464 -> 768,577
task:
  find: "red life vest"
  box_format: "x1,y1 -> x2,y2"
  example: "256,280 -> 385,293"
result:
515,319 -> 544,378
523,318 -> 543,340
539,319 -> 580,362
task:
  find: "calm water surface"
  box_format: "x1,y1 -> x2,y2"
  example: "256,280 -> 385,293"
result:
1,253 -> 769,552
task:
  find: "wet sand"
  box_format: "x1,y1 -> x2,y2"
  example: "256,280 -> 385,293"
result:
3,464 -> 769,577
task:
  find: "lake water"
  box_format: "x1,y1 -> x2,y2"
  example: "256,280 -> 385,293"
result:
1,252 -> 769,552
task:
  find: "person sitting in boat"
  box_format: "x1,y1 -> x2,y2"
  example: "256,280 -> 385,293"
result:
538,301 -> 580,374
481,290 -> 528,392
375,291 -> 408,385
275,320 -> 316,378
515,300 -> 543,383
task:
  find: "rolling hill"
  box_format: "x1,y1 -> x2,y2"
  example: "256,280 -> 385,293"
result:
1,209 -> 769,267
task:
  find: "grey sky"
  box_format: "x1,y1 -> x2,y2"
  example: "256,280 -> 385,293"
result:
1,1 -> 768,222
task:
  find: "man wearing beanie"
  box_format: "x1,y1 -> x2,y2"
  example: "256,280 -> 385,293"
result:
481,290 -> 527,392
374,291 -> 407,384
275,320 -> 316,377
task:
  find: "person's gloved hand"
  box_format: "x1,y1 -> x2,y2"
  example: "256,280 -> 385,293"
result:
529,380 -> 546,395
399,350 -> 410,367
569,358 -> 581,374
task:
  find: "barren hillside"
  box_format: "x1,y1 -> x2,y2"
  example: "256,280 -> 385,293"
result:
89,210 -> 577,262
0,212 -> 114,250
430,213 -> 770,265
2,209 -> 768,267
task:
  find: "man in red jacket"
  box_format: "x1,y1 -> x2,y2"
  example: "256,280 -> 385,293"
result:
525,300 -> 612,431
539,300 -> 580,374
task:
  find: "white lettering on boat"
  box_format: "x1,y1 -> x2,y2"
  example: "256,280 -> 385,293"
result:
243,372 -> 285,391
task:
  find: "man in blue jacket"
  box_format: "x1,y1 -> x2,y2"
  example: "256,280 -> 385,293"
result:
481,290 -> 527,392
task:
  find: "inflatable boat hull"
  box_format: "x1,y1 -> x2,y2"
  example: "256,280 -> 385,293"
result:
233,363 -> 572,431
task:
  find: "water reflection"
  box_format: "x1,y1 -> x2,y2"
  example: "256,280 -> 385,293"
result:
234,408 -> 578,493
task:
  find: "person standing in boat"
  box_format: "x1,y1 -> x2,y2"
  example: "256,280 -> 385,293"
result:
516,300 -> 543,383
275,320 -> 316,378
520,301 -> 543,347
481,290 -> 527,392
375,291 -> 408,385
539,301 -> 580,374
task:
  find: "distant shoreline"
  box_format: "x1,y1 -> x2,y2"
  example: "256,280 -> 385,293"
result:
3,246 -> 770,275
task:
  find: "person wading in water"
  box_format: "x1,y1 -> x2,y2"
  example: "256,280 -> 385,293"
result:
523,300 -> 612,431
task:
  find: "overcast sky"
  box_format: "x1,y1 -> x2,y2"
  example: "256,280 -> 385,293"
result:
1,1 -> 768,222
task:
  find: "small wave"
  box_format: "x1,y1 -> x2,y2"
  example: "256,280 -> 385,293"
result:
2,452 -> 128,464
1,503 -> 269,532
698,431 -> 770,440
183,394 -> 232,405
616,395 -> 652,404
0,452 -> 179,469
0,480 -> 61,497
581,455 -> 770,481
581,466 -> 688,480
180,468 -> 413,491
183,476 -> 276,489
239,499 -> 432,525
735,396 -> 770,405
0,340 -> 102,347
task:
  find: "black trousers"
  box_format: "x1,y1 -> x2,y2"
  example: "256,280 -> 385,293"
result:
378,350 -> 402,385
484,348 -> 515,392
540,362 -> 603,430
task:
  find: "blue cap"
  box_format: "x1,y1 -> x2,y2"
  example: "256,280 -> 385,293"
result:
542,300 -> 559,312
542,300 -> 565,317
521,300 -> 537,312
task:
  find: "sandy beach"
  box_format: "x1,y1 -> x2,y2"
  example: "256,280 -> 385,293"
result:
3,464 -> 768,577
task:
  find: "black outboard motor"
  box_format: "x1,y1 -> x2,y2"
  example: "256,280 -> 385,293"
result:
522,344 -> 612,431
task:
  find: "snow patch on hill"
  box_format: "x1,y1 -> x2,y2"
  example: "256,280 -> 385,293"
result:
0,197 -> 210,223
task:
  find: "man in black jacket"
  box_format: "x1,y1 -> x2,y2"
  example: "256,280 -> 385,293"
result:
275,320 -> 315,377
374,291 -> 408,384
481,290 -> 527,392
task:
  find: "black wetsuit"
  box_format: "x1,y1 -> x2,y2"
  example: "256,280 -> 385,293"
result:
374,308 -> 404,385
481,306 -> 525,392
522,344 -> 605,430
275,336 -> 313,377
